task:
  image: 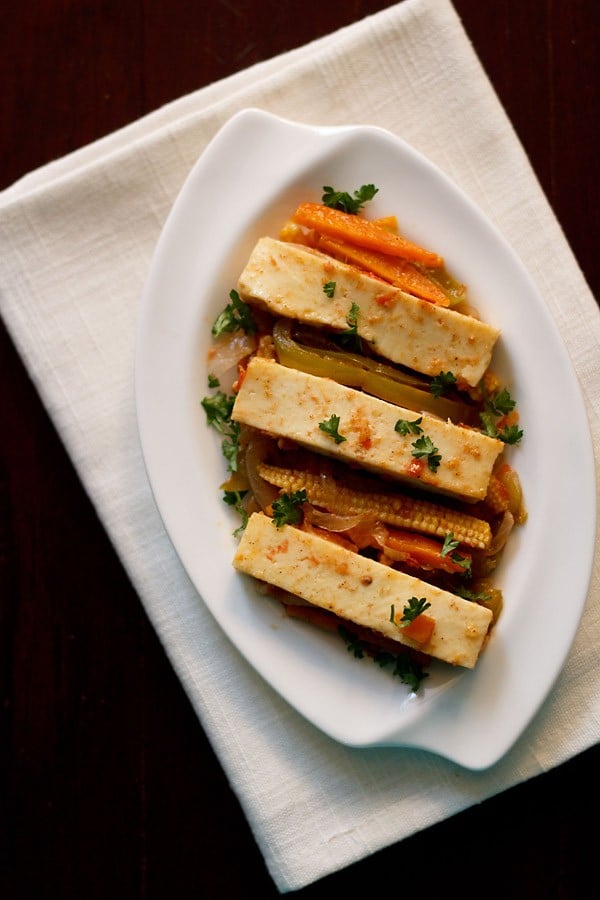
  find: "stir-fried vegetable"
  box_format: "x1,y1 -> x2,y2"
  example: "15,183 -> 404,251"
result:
292,202 -> 444,267
272,319 -> 478,424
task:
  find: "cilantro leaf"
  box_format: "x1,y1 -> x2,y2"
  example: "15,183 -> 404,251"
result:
271,490 -> 308,528
201,390 -> 235,433
441,532 -> 472,577
487,387 -> 516,417
223,490 -> 248,536
479,386 -> 524,445
321,183 -> 379,214
400,596 -> 431,624
480,410 -> 499,438
498,423 -> 524,445
338,626 -> 365,659
323,281 -> 336,298
318,414 -> 346,444
212,289 -> 257,337
394,416 -> 423,436
430,370 -> 457,399
455,585 -> 492,603
221,421 -> 241,473
336,301 -> 362,351
411,434 -> 442,472
201,389 -> 240,473
441,533 -> 460,556
375,651 -> 429,692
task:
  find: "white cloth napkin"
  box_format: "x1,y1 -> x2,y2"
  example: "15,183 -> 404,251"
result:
2,0 -> 599,891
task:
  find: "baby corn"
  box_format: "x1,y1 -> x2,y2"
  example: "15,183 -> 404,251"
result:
258,463 -> 492,550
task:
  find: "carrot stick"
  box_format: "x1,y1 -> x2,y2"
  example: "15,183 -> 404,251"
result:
375,527 -> 471,575
316,234 -> 449,306
292,202 -> 443,267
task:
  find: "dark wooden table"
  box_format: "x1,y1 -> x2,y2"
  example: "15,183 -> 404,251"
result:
1,2 -> 598,897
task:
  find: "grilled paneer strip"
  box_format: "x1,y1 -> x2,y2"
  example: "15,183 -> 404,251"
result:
231,357 -> 504,502
237,237 -> 499,386
234,512 -> 493,668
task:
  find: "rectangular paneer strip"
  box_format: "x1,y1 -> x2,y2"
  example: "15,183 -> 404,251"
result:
237,237 -> 500,387
231,357 -> 503,502
234,513 -> 493,668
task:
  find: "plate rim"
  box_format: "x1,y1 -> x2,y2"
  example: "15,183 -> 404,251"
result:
135,107 -> 597,769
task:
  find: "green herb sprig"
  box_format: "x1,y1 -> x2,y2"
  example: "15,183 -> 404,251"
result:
322,183 -> 379,214
440,532 -> 472,577
201,385 -> 240,473
271,490 -> 308,528
318,414 -> 346,444
223,490 -> 249,537
480,386 -> 523,445
411,434 -> 442,472
336,301 -> 362,351
339,626 -> 365,659
430,371 -> 457,399
394,416 -> 423,436
390,597 -> 432,626
375,651 -> 429,692
212,289 -> 257,338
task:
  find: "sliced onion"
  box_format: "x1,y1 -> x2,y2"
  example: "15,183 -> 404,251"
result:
303,507 -> 371,533
207,331 -> 257,380
485,510 -> 515,557
242,429 -> 280,512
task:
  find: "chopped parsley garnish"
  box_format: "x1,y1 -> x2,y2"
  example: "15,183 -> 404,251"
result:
318,414 -> 346,444
486,387 -> 516,416
339,626 -> 365,659
480,386 -> 523,445
498,423 -> 524,445
221,423 -> 241,472
323,281 -> 336,298
211,289 -> 257,338
411,434 -> 442,472
441,532 -> 472,577
201,390 -> 235,433
271,490 -> 308,528
207,373 -> 220,388
431,370 -> 457,398
223,490 -> 248,537
339,627 -> 429,691
336,301 -> 362,351
321,183 -> 379,214
201,389 -> 240,472
396,597 -> 432,625
394,416 -> 423,436
455,585 -> 492,603
346,302 -> 359,332
375,651 -> 429,692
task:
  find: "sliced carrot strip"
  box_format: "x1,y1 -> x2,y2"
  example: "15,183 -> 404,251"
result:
292,202 -> 443,268
375,527 -> 470,575
372,215 -> 399,232
316,234 -> 449,306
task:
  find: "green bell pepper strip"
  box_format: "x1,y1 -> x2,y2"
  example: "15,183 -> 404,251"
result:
272,319 -> 479,425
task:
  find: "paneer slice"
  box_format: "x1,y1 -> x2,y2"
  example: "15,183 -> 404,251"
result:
237,237 -> 499,387
233,512 -> 493,668
231,357 -> 503,502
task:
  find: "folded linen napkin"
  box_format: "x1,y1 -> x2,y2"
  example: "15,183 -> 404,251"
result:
1,0 -> 599,891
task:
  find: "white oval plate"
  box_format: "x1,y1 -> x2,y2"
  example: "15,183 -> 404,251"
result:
135,109 -> 595,769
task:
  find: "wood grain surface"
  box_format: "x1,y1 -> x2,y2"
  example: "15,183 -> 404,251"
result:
1,2 -> 598,897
